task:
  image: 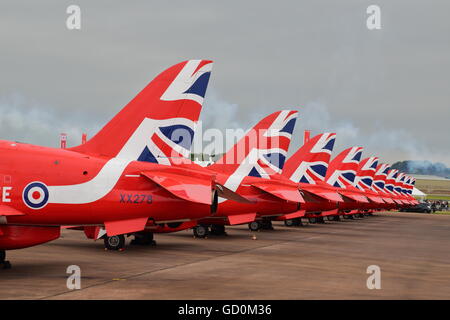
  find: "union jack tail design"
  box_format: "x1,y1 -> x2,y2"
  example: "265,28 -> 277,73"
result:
385,169 -> 400,195
372,163 -> 391,193
395,172 -> 407,194
282,133 -> 336,184
325,146 -> 363,188
210,110 -> 298,191
354,157 -> 379,191
406,176 -> 416,195
70,60 -> 213,163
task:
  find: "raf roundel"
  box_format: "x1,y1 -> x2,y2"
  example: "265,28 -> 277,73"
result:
23,182 -> 49,209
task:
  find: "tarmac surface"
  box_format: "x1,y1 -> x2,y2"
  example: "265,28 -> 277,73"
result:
1,211 -> 449,300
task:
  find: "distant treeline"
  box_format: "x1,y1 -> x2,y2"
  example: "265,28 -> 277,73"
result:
391,160 -> 450,178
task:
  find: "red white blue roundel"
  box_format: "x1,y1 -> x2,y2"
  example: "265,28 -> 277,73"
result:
23,182 -> 49,209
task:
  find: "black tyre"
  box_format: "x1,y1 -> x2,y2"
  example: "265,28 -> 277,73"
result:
193,225 -> 208,238
261,220 -> 273,230
248,221 -> 261,231
284,219 -> 294,227
317,217 -> 325,224
104,235 -> 125,251
131,232 -> 155,246
210,224 -> 226,235
308,217 -> 317,223
0,250 -> 5,262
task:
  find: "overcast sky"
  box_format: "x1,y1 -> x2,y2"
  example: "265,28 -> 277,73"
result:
0,1 -> 449,165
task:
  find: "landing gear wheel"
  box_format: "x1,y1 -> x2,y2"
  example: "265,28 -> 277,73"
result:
316,217 -> 325,224
333,216 -> 341,221
210,224 -> 227,236
326,216 -> 334,221
131,232 -> 156,246
193,225 -> 208,238
261,220 -> 273,230
308,217 -> 317,224
285,218 -> 302,227
248,221 -> 261,232
104,235 -> 126,251
284,219 -> 294,227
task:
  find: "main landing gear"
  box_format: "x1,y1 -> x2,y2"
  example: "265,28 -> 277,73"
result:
103,232 -> 156,250
284,218 -> 303,227
193,225 -> 228,238
308,216 -> 325,224
248,221 -> 261,232
193,225 -> 209,238
0,250 -> 11,269
248,219 -> 273,231
210,224 -> 227,236
130,232 -> 156,246
103,235 -> 126,251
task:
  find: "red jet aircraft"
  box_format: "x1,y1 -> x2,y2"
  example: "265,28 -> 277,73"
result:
280,133 -> 344,225
0,59 -> 258,267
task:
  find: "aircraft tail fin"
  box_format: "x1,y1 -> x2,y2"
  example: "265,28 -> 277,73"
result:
282,132 -> 336,184
208,110 -> 298,186
70,60 -> 213,164
354,157 -> 379,191
325,146 -> 363,189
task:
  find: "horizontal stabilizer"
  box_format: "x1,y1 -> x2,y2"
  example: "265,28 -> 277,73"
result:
314,191 -> 343,202
301,183 -> 344,202
339,191 -> 369,203
228,213 -> 257,225
382,197 -> 395,204
104,217 -> 149,236
275,210 -> 306,220
141,168 -> 213,205
216,183 -> 254,204
251,182 -> 304,203
367,195 -> 384,204
320,209 -> 339,216
0,205 -> 25,216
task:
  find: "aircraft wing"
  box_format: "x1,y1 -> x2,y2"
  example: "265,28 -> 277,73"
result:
251,181 -> 305,203
275,210 -> 306,220
300,183 -> 344,202
339,190 -> 369,203
366,195 -> 384,204
141,169 -> 213,205
104,217 -> 149,236
381,197 -> 395,204
228,213 -> 257,225
142,168 -> 253,205
215,183 -> 254,204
